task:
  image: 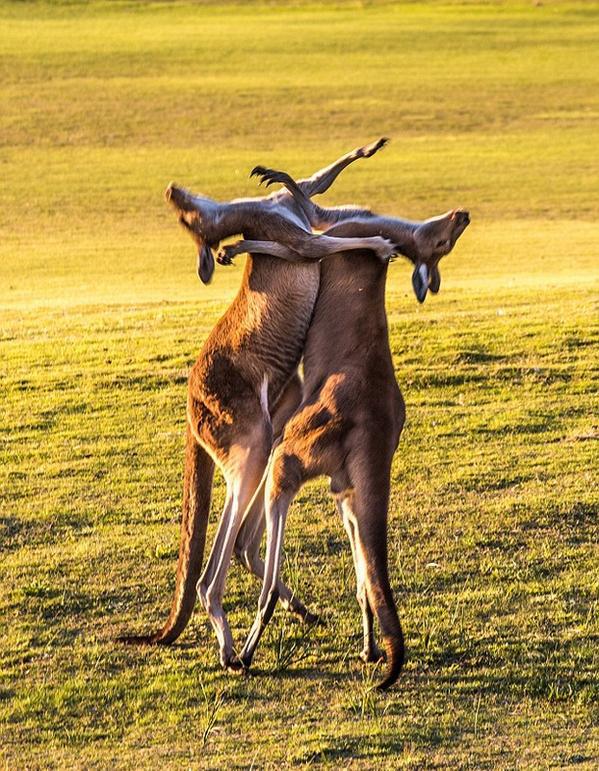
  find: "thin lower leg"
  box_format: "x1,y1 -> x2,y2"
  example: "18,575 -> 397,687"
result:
235,495 -> 315,621
196,491 -> 239,667
298,139 -> 385,197
198,449 -> 268,668
338,497 -> 381,662
240,490 -> 294,667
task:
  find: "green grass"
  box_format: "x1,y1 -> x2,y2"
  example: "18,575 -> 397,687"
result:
1,1 -> 598,768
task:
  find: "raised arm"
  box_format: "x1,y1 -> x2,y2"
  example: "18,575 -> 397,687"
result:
297,137 -> 388,197
217,240 -> 306,264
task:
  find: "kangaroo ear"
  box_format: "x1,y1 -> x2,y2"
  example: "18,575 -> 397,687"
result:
412,263 -> 429,304
197,244 -> 215,284
429,264 -> 441,294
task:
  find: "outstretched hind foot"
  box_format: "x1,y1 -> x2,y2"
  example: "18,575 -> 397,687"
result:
358,137 -> 389,158
250,166 -> 292,189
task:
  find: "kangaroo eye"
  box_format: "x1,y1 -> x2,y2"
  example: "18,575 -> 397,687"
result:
436,239 -> 448,249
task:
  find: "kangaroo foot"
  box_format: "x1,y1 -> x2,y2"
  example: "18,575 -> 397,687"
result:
358,137 -> 389,158
250,166 -> 289,188
222,654 -> 248,675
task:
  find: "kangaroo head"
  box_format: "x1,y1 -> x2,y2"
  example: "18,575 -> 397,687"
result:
409,209 -> 470,303
165,183 -> 217,284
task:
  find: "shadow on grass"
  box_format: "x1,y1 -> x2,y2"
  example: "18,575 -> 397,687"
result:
292,719 -> 464,765
474,420 -> 562,437
453,349 -> 509,365
406,631 -> 598,704
247,663 -> 355,686
0,513 -> 98,553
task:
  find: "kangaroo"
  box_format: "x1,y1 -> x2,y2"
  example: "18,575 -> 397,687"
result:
221,165 -> 466,304
119,140 -> 394,671
224,168 -> 469,688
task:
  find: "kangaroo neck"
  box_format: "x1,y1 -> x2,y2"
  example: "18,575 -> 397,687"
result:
203,202 -> 256,244
370,215 -> 420,262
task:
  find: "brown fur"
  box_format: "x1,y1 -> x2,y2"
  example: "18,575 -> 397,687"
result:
233,172 -> 469,689
117,140 -> 391,667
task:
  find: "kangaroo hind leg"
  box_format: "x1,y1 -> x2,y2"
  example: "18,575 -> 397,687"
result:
197,429 -> 270,671
345,459 -> 404,690
239,446 -> 304,669
234,488 -> 318,624
336,493 -> 384,664
238,374 -> 320,625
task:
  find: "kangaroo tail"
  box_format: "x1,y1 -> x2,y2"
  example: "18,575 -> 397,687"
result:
371,568 -> 405,690
118,424 -> 215,645
377,624 -> 405,691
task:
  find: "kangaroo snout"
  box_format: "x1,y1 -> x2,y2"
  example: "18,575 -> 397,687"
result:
452,209 -> 470,226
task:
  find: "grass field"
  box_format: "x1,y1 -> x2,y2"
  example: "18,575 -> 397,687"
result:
1,1 -> 598,768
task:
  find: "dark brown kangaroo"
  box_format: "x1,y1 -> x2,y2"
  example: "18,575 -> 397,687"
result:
118,140 -> 393,670
229,169 -> 469,688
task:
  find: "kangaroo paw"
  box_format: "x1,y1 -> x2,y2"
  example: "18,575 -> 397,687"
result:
250,165 -> 280,185
217,244 -> 237,265
250,164 -> 268,179
374,237 -> 396,262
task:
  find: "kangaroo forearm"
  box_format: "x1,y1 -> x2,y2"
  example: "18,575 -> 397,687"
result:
226,235 -> 377,262
306,233 -> 385,258
298,153 -> 360,197
229,240 -> 306,262
224,233 -> 389,264
251,165 -> 376,232
264,172 -> 315,224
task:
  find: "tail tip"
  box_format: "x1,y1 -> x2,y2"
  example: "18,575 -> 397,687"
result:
376,635 -> 405,691
116,633 -> 161,646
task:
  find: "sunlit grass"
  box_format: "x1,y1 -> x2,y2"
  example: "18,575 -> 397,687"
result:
1,1 -> 598,768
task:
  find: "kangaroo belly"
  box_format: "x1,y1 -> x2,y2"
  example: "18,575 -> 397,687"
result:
192,257 -> 320,427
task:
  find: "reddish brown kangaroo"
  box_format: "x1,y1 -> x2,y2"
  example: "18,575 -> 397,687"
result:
118,140 -> 393,670
226,168 -> 470,688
